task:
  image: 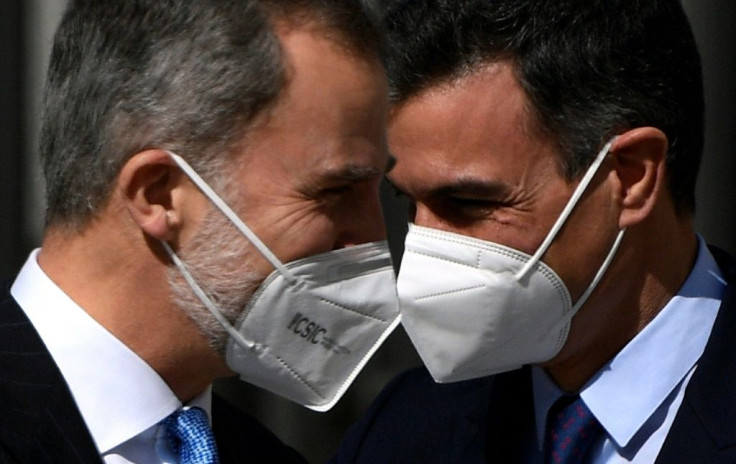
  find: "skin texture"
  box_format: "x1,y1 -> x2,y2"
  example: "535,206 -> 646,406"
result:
37,23 -> 390,403
387,61 -> 697,391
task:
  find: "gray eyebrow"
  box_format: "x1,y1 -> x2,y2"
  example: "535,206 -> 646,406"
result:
321,164 -> 384,183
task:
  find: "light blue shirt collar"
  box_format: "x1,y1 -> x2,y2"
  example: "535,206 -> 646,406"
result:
533,236 -> 726,451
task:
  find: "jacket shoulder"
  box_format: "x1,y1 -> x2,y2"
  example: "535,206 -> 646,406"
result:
212,393 -> 308,464
329,367 -> 494,464
0,286 -> 102,463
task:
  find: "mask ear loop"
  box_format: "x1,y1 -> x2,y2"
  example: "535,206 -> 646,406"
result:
160,152 -> 302,352
515,137 -> 619,281
161,241 -> 258,350
166,151 -> 297,284
571,228 -> 625,312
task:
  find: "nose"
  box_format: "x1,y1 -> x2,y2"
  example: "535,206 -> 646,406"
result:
412,202 -> 446,230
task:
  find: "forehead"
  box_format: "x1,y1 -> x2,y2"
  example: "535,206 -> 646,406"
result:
388,62 -> 558,189
240,23 -> 389,179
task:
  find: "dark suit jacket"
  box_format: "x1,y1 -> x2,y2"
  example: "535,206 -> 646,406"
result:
0,281 -> 307,464
331,248 -> 736,463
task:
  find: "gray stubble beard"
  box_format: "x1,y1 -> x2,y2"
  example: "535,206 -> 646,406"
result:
167,204 -> 265,355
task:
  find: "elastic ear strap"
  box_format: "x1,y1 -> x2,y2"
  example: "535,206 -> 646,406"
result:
161,241 -> 256,350
167,151 -> 296,283
515,137 -> 618,280
542,227 -> 627,345
571,228 -> 626,313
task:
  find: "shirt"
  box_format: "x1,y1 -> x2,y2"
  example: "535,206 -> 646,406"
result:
11,249 -> 214,463
531,236 -> 727,463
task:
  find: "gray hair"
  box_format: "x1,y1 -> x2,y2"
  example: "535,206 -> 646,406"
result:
40,0 -> 383,229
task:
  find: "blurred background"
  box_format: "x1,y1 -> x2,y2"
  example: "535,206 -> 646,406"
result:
1,1 -> 734,462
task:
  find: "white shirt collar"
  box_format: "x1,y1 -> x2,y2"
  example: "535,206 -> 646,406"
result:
533,236 -> 726,449
10,249 -> 212,455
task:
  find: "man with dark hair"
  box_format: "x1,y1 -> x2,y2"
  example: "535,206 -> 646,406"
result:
332,0 -> 735,463
0,0 -> 399,462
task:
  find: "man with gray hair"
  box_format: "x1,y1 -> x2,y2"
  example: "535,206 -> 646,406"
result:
0,0 -> 399,462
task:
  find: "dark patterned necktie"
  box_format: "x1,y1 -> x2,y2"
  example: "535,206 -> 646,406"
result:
163,407 -> 220,464
544,395 -> 603,464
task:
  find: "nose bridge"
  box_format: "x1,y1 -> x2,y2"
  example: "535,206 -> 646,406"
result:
413,202 -> 444,230
333,189 -> 387,248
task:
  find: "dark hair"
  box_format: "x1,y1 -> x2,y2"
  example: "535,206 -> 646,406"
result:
382,0 -> 704,214
40,0 -> 382,229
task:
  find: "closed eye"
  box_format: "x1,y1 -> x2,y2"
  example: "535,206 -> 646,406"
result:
447,196 -> 504,209
428,195 -> 509,223
321,185 -> 351,196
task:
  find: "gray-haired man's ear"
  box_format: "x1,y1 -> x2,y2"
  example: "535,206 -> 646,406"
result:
117,149 -> 189,242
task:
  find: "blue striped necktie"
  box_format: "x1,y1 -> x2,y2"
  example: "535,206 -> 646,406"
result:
163,407 -> 220,464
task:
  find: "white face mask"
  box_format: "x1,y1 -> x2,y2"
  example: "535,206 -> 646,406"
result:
163,153 -> 401,411
397,138 -> 625,383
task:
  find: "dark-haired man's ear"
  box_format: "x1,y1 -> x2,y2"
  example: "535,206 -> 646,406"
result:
610,127 -> 669,228
118,150 -> 187,242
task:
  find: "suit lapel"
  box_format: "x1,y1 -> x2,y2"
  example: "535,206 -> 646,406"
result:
484,367 -> 537,463
656,248 -> 736,463
211,393 -> 308,463
447,378 -> 495,463
0,284 -> 103,463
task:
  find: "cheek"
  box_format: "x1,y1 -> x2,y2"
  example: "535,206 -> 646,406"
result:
259,204 -> 339,263
542,199 -> 620,302
179,208 -> 266,300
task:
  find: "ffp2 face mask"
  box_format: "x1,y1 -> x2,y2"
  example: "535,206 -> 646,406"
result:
163,152 -> 400,411
224,241 -> 400,411
397,138 -> 625,383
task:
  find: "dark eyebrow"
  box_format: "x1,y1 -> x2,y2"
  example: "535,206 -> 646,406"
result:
384,174 -> 513,201
434,177 -> 513,199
